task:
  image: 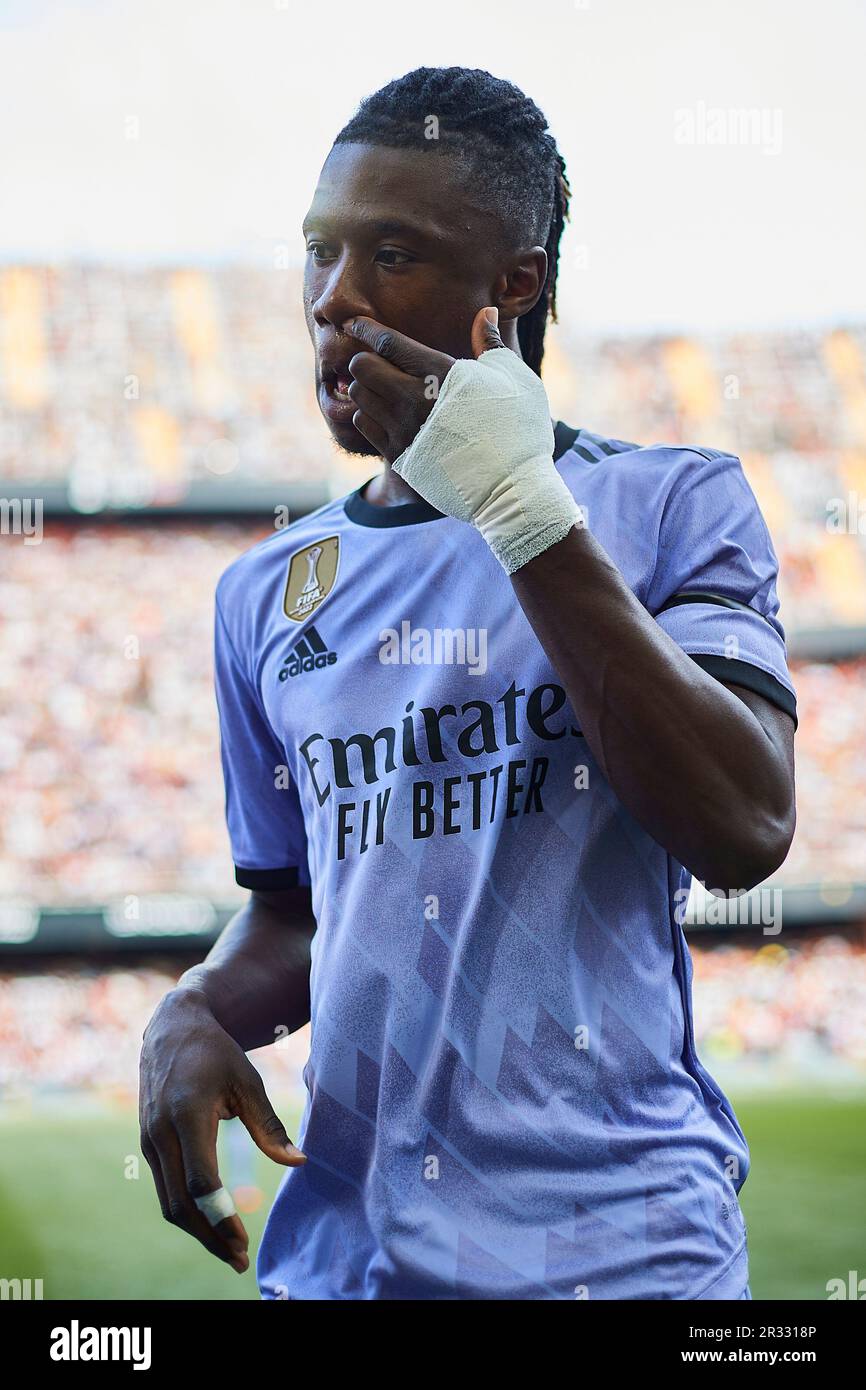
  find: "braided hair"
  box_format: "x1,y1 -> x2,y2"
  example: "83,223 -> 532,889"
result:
332,67 -> 571,377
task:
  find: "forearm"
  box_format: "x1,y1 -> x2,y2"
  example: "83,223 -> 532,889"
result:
511,525 -> 793,888
176,891 -> 315,1051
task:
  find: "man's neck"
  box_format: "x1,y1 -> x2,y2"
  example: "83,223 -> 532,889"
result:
361,467 -> 422,508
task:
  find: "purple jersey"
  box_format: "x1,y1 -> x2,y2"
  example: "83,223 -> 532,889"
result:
214,423 -> 796,1299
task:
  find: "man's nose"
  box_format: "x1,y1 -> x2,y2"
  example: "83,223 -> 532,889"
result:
311,255 -> 372,329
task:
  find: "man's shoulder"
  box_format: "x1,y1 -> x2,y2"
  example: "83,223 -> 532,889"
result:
556,426 -> 744,503
559,425 -> 736,471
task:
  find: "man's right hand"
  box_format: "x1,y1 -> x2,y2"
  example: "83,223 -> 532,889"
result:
139,985 -> 306,1274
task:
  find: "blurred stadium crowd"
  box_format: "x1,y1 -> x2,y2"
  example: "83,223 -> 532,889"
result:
0,266 -> 326,499
0,522 -> 251,903
1,936 -> 864,1102
0,962 -> 308,1104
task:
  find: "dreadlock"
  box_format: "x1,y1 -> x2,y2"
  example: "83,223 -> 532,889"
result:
332,67 -> 571,378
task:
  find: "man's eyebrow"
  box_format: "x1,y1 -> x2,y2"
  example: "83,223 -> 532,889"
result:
302,214 -> 449,243
368,217 -> 448,240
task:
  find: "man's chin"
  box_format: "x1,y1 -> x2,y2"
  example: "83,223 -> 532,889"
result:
326,421 -> 381,459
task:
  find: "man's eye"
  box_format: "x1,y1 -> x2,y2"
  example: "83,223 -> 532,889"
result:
376,248 -> 412,267
306,244 -> 412,267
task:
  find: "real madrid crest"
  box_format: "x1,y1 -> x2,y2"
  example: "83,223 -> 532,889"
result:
283,535 -> 340,622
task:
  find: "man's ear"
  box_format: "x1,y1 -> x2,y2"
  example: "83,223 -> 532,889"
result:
498,246 -> 548,322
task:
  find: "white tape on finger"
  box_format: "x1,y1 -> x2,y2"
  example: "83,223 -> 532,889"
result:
194,1186 -> 237,1226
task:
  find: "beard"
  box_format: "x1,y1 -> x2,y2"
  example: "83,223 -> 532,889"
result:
328,423 -> 381,459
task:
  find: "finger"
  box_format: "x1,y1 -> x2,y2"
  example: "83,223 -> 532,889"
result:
470,305 -> 506,360
346,374 -> 392,417
350,349 -> 449,414
343,316 -> 453,380
141,1134 -> 171,1220
144,1128 -> 245,1269
346,349 -> 408,399
235,1073 -> 307,1168
174,1107 -> 251,1267
151,1120 -> 249,1272
352,408 -> 390,456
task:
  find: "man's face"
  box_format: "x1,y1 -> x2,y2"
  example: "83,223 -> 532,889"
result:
303,141 -> 505,457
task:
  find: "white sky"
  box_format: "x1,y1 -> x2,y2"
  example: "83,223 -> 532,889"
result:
1,0 -> 864,331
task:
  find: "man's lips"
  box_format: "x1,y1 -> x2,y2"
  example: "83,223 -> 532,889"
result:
329,374 -> 352,401
319,360 -> 354,399
319,373 -> 356,422
318,338 -> 358,417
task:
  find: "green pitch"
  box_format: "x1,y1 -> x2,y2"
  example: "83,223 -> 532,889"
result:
0,1092 -> 863,1301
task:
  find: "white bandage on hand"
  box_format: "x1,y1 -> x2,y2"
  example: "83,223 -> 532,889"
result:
194,1186 -> 237,1227
392,347 -> 583,574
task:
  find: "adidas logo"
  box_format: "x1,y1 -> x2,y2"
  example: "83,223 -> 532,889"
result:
279,625 -> 338,680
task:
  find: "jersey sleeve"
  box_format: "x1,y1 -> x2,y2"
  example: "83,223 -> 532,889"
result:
647,450 -> 798,726
214,596 -> 311,889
